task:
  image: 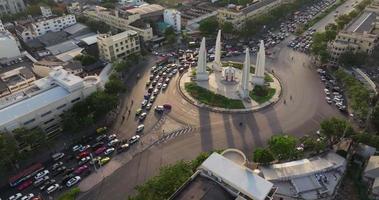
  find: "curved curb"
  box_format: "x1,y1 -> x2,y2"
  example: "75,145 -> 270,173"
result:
176,70 -> 283,114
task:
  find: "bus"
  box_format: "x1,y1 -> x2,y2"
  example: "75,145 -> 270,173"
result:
9,163 -> 44,187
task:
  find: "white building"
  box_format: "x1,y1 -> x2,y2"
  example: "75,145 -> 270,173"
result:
15,14 -> 77,42
0,0 -> 26,15
97,30 -> 140,62
119,0 -> 144,6
0,32 -> 21,59
0,20 -> 5,32
40,6 -> 53,17
164,9 -> 181,32
0,67 -> 99,136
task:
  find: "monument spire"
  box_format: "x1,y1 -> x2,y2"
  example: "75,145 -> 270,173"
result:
253,40 -> 266,85
196,37 -> 209,81
214,30 -> 222,67
240,47 -> 250,98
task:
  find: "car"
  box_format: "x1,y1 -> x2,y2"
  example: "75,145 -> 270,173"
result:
150,95 -> 156,103
145,81 -> 151,87
66,176 -> 81,187
139,112 -> 147,121
46,184 -> 60,194
78,156 -> 91,165
136,108 -> 143,116
162,83 -> 168,90
107,139 -> 120,147
136,124 -> 144,133
117,143 -> 129,153
63,167 -> 74,176
129,135 -> 140,145
8,193 -> 22,200
153,88 -> 159,95
163,104 -> 172,110
52,166 -> 66,176
39,179 -> 56,191
104,148 -> 115,156
157,83 -> 162,89
74,165 -> 89,175
35,170 -> 49,180
95,146 -> 107,155
154,106 -> 164,113
79,145 -> 90,152
72,144 -> 82,152
91,142 -> 104,149
165,78 -> 170,83
147,86 -> 154,93
52,162 -> 63,171
141,100 -> 148,107
51,152 -> 65,161
108,134 -> 117,141
17,179 -> 32,191
99,157 -> 111,166
96,134 -> 107,142
76,151 -> 90,160
146,103 -> 152,110
33,176 -> 49,187
20,193 -> 34,200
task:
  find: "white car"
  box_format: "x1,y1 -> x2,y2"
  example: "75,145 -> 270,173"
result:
108,139 -> 120,147
72,144 -> 82,152
136,124 -> 144,133
108,134 -> 117,141
66,176 -> 81,187
52,152 -> 65,161
35,170 -> 49,180
162,83 -> 168,90
52,162 -> 63,170
46,183 -> 60,194
157,83 -> 162,89
8,193 -> 22,200
146,103 -> 152,110
33,176 -> 49,187
104,148 -> 115,156
20,193 -> 34,200
129,135 -> 141,145
153,88 -> 159,95
79,145 -> 90,152
78,156 -> 91,165
141,100 -> 148,107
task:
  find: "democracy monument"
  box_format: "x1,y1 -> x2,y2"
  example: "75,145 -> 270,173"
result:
180,30 -> 281,111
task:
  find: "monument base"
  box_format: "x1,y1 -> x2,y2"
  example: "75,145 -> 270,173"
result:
252,76 -> 265,86
196,72 -> 209,81
239,88 -> 249,99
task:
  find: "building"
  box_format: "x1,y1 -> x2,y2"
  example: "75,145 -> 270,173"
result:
15,14 -> 77,42
363,156 -> 379,199
84,6 -> 154,41
0,20 -> 5,32
0,0 -> 26,15
33,60 -> 83,77
259,152 -> 346,200
40,6 -> 52,17
97,30 -> 140,62
124,4 -> 164,18
0,67 -> 99,136
170,149 -> 276,200
119,0 -> 144,6
328,2 -> 379,63
0,32 -> 21,60
0,67 -> 35,94
217,0 -> 287,29
164,9 -> 181,32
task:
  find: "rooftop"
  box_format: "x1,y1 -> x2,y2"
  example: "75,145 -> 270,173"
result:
126,4 -> 164,15
98,30 -> 138,42
46,40 -> 80,55
63,23 -> 89,35
364,156 -> 379,178
346,11 -> 377,33
242,0 -> 278,14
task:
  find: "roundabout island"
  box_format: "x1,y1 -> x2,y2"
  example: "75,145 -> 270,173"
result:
179,30 -> 282,113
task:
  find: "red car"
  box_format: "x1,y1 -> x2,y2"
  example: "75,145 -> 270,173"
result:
76,151 -> 89,160
163,104 -> 172,110
74,165 -> 89,175
94,146 -> 106,155
17,179 -> 33,191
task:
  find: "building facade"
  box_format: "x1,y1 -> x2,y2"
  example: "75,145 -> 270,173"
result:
0,32 -> 21,59
40,6 -> 53,17
0,0 -> 26,15
97,30 -> 141,62
0,67 -> 35,93
0,20 -> 5,32
0,67 -> 99,136
164,9 -> 181,32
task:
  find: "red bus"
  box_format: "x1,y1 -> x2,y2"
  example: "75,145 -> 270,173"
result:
9,163 -> 44,187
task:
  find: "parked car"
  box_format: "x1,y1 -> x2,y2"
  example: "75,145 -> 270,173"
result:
8,193 -> 22,200
51,152 -> 65,161
79,145 -> 90,152
33,176 -> 49,187
20,193 -> 34,200
104,148 -> 115,156
96,134 -> 107,142
139,112 -> 147,121
117,143 -> 129,153
78,156 -> 91,165
52,166 -> 66,177
74,165 -> 89,175
39,179 -> 56,191
136,108 -> 143,116
35,170 -> 49,180
17,179 -> 33,191
76,151 -> 90,160
154,106 -> 164,113
99,157 -> 111,166
91,142 -> 104,149
46,184 -> 60,194
52,162 -> 63,171
163,104 -> 172,110
136,124 -> 144,133
94,147 -> 107,155
72,144 -> 82,152
108,134 -> 117,141
107,139 -> 120,147
66,176 -> 81,187
129,135 -> 140,145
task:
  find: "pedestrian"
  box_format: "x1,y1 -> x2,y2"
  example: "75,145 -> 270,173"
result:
122,116 -> 125,121
290,95 -> 292,100
284,99 -> 286,104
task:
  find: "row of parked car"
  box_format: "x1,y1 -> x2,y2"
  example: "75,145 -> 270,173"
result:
318,68 -> 347,112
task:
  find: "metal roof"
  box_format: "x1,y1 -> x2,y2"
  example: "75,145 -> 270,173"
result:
46,40 -> 80,55
346,11 -> 377,33
199,153 -> 273,200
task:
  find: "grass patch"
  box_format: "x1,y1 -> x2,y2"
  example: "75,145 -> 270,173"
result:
250,85 -> 276,104
58,187 -> 80,200
222,61 -> 255,72
265,74 -> 274,82
185,82 -> 245,109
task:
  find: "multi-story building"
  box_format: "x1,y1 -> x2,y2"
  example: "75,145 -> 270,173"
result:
328,2 -> 379,63
97,30 -> 140,62
0,67 -> 35,93
40,6 -> 53,17
0,0 -> 26,15
0,67 -> 99,136
0,20 -> 5,32
217,0 -> 286,29
0,32 -> 21,59
164,9 -> 181,32
15,14 -> 77,42
363,156 -> 379,199
84,6 -> 153,41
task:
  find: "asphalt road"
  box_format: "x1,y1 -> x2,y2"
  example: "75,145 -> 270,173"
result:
311,0 -> 364,32
78,40 -> 343,200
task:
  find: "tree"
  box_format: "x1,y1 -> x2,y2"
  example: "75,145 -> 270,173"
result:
320,117 -> 353,144
300,136 -> 326,153
74,54 -> 97,66
371,103 -> 379,130
199,17 -> 219,36
221,22 -> 234,35
253,148 -> 275,164
13,128 -> 46,148
338,51 -> 368,67
88,91 -> 118,119
0,133 -> 20,169
105,78 -> 126,94
268,135 -> 297,160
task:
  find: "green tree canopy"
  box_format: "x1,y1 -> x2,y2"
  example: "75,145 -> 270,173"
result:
371,103 -> 379,130
320,117 -> 353,143
253,148 -> 275,164
199,17 -> 219,36
105,77 -> 126,94
338,51 -> 368,67
268,135 -> 298,160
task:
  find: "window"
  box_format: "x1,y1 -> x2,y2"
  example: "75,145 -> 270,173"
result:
71,97 -> 80,103
41,111 -> 52,117
24,118 -> 35,125
44,118 -> 55,125
56,104 -> 66,110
